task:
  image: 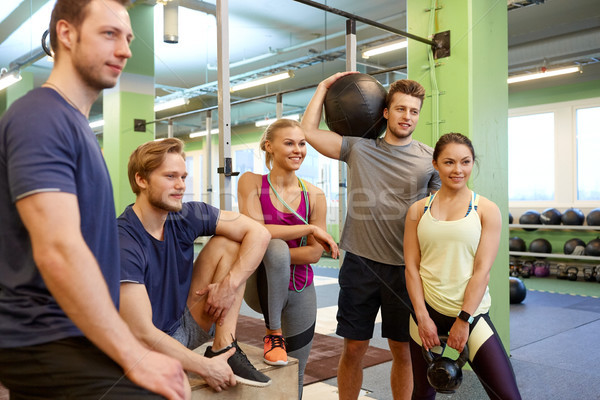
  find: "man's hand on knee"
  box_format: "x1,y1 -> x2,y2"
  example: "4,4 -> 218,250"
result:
196,277 -> 237,326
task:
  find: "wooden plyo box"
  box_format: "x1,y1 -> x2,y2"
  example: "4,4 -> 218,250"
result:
189,342 -> 299,400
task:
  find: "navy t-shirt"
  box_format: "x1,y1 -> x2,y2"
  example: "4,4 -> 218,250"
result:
118,202 -> 220,335
0,88 -> 120,348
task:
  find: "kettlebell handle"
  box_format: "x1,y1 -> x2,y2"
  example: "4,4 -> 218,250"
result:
421,335 -> 469,368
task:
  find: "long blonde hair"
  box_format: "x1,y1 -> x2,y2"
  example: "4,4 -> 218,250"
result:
259,119 -> 303,170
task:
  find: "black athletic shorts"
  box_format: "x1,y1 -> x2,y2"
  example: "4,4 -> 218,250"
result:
0,336 -> 165,400
336,252 -> 412,341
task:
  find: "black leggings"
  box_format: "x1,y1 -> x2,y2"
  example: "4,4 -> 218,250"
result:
409,305 -> 521,400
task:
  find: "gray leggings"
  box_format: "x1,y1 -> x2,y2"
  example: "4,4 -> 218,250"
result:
244,239 -> 316,399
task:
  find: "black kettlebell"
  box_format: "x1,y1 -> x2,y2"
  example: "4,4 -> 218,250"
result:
509,262 -> 520,277
583,266 -> 596,282
556,264 -> 569,280
520,261 -> 533,278
566,266 -> 579,281
422,335 -> 469,394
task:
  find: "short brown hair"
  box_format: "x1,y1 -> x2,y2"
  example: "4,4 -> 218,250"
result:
128,138 -> 186,195
49,0 -> 131,59
259,119 -> 303,170
386,79 -> 426,109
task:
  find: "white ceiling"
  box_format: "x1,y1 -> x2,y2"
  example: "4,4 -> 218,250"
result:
1,0 -> 599,138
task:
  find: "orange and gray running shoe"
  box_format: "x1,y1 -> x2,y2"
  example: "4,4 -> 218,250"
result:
263,334 -> 288,366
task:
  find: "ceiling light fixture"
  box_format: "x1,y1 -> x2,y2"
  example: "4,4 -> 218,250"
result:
154,97 -> 187,112
0,70 -> 22,91
189,129 -> 219,139
362,39 -> 407,59
163,1 -> 178,44
89,120 -> 104,129
231,71 -> 294,92
255,114 -> 301,127
507,65 -> 581,84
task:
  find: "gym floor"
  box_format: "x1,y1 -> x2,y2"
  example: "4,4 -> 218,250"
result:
239,262 -> 600,400
2,259 -> 597,399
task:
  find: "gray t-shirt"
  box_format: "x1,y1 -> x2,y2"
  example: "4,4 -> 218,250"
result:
339,136 -> 441,265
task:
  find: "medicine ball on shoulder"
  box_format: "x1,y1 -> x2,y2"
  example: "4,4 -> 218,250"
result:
585,238 -> 600,257
561,208 -> 585,225
563,238 -> 586,255
324,73 -> 387,139
509,237 -> 526,252
540,208 -> 562,225
519,210 -> 541,231
529,238 -> 552,254
586,208 -> 600,226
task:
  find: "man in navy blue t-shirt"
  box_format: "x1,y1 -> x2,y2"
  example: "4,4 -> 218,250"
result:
118,138 -> 272,391
0,1 -> 189,398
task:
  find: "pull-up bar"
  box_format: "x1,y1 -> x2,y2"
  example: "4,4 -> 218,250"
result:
292,0 -> 450,58
135,64 -> 408,130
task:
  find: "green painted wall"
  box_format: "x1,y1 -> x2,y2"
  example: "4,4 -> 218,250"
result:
509,78 -> 600,109
469,1 -> 510,350
1,71 -> 34,115
103,3 -> 155,214
407,0 -> 511,349
126,5 -> 155,78
233,128 -> 264,147
185,139 -> 205,152
104,91 -> 154,213
7,71 -> 34,106
184,125 -> 264,152
510,229 -> 599,256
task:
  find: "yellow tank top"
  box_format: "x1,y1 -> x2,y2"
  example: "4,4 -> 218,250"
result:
417,191 -> 491,317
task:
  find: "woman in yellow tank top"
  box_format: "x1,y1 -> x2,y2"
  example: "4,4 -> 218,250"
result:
404,133 -> 521,399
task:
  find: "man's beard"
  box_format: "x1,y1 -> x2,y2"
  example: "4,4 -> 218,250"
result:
148,189 -> 183,213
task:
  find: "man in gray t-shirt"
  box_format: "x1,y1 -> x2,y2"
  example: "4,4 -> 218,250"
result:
301,72 -> 440,400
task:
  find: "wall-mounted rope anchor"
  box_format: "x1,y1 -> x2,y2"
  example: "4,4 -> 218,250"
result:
134,119 -> 147,132
433,31 -> 450,59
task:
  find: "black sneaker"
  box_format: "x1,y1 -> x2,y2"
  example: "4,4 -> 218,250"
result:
204,339 -> 272,387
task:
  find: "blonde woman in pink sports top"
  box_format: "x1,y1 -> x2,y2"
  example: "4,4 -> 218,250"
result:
238,119 -> 338,398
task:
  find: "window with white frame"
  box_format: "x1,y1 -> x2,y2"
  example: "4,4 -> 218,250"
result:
509,97 -> 600,207
508,112 -> 555,201
297,144 -> 320,185
229,142 -> 268,209
232,148 -> 256,208
183,150 -> 203,202
575,106 -> 600,201
183,156 -> 195,203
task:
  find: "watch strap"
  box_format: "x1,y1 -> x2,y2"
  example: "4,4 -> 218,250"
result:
457,310 -> 474,324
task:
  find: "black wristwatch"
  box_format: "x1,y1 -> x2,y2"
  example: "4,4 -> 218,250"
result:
457,310 -> 474,324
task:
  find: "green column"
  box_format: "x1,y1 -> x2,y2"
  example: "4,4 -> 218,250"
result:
407,1 -> 510,348
103,3 -> 155,214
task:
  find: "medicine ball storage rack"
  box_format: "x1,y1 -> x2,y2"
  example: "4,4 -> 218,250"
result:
509,223 -> 600,281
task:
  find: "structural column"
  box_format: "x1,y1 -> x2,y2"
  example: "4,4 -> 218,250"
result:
103,3 -> 155,214
407,0 -> 510,346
